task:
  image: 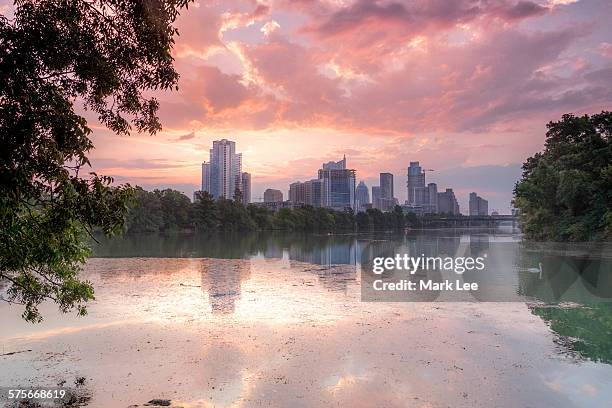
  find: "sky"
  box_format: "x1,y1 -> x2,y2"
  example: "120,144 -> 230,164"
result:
7,0 -> 612,213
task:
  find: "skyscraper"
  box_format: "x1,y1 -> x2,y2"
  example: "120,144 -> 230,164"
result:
201,162 -> 211,192
438,188 -> 460,215
241,172 -> 251,205
372,186 -> 381,210
407,162 -> 426,205
426,183 -> 438,213
201,139 -> 245,200
378,172 -> 395,211
380,173 -> 393,200
355,181 -> 370,212
318,156 -> 356,211
469,192 -> 488,216
322,156 -> 347,170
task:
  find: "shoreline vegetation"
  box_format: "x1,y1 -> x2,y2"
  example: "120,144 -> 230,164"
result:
127,187 -> 417,234
513,112 -> 612,242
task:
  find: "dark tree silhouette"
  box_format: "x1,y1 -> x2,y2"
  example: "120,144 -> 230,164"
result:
0,0 -> 192,322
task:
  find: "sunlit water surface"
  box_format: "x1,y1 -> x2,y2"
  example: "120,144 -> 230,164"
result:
1,230 -> 612,407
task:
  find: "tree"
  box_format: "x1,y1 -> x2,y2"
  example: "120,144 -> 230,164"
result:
233,186 -> 243,205
391,205 -> 406,230
247,204 -> 272,230
216,199 -> 256,231
126,187 -> 163,233
0,1 -> 191,322
157,189 -> 192,231
513,112 -> 612,241
192,191 -> 218,231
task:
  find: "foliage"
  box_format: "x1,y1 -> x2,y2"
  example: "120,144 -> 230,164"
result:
513,112 -> 612,241
126,191 -> 418,234
0,1 -> 190,322
126,187 -> 192,233
191,191 -> 218,231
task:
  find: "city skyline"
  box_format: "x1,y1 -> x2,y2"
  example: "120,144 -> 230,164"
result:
54,0 -> 610,213
198,139 -> 493,215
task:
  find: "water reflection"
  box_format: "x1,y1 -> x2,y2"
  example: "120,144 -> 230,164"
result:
4,231 -> 612,407
90,231 -> 612,366
517,242 -> 612,303
93,232 -> 361,265
201,260 -> 251,315
529,303 -> 612,365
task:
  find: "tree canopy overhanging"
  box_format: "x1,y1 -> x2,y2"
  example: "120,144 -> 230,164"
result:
513,112 -> 612,242
0,0 -> 191,322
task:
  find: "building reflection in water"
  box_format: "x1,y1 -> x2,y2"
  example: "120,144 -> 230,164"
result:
200,260 -> 252,314
288,239 -> 356,266
285,235 -> 358,293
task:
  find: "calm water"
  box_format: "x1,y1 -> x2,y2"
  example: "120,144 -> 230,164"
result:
1,229 -> 612,407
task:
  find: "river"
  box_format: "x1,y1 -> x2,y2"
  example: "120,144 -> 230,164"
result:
1,229 -> 611,407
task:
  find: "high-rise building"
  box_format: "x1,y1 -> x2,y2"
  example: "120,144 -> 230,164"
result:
264,188 -> 283,203
469,192 -> 488,216
426,183 -> 438,213
202,162 -> 211,192
438,188 -> 460,215
377,172 -> 395,211
371,186 -> 381,210
380,173 -> 393,199
355,181 -> 370,212
407,162 -> 426,205
241,172 -> 251,205
202,139 -> 244,200
289,179 -> 322,207
322,156 -> 347,170
305,179 -> 322,207
288,156 -> 354,210
318,156 -> 356,211
289,181 -> 306,204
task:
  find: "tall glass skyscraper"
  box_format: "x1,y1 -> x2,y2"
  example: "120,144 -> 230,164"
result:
355,181 -> 370,212
407,161 -> 425,205
317,156 -> 356,211
201,139 -> 249,202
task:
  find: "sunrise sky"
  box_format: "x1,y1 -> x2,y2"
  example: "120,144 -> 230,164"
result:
8,0 -> 612,212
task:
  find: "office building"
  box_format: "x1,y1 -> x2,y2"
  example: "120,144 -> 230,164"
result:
425,182 -> 438,214
288,156 -> 355,211
372,186 -> 381,210
438,188 -> 460,215
380,173 -> 393,200
201,162 -> 211,192
322,156 -> 347,170
289,179 -> 323,207
241,172 -> 251,205
264,188 -> 283,203
407,162 -> 426,205
318,156 -> 356,211
377,172 -> 396,211
355,181 -> 370,212
469,192 -> 488,216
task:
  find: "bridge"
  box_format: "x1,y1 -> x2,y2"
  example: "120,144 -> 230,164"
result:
419,215 -> 519,229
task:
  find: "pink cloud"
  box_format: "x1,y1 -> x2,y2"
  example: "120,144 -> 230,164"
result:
79,0 -> 611,211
